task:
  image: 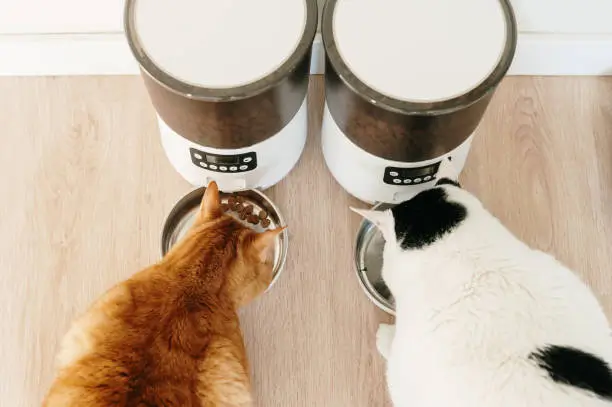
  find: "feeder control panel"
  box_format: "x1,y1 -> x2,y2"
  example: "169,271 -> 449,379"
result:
383,161 -> 441,186
190,149 -> 257,173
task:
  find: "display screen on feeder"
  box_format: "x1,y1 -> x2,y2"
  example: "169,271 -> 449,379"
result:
206,155 -> 239,165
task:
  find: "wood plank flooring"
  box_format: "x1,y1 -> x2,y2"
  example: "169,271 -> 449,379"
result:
0,76 -> 611,406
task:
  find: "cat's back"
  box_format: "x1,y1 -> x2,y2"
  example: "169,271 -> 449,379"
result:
388,354 -> 612,407
388,187 -> 612,407
44,267 -> 250,407
449,202 -> 611,353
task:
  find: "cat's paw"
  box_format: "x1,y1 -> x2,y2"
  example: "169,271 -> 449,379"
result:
376,323 -> 395,360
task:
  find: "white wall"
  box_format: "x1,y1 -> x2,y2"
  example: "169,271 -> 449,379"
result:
2,0 -> 612,35
0,0 -> 124,34
513,0 -> 612,34
0,0 -> 611,76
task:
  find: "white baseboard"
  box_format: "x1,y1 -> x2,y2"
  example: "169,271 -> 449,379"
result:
509,33 -> 612,75
0,33 -> 325,77
0,33 -> 139,76
0,32 -> 611,77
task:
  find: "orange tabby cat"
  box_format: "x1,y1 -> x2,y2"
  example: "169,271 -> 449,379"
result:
43,181 -> 285,407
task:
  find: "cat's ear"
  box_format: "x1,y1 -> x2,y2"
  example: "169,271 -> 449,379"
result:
350,207 -> 395,241
249,226 -> 286,263
435,157 -> 461,187
198,181 -> 222,222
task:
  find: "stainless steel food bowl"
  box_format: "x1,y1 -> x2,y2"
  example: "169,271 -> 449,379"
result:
354,202 -> 395,315
161,187 -> 288,291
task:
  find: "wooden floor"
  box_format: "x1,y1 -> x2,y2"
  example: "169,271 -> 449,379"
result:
1,76 -> 612,406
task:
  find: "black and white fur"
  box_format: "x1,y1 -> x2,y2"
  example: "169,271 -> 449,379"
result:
352,159 -> 612,406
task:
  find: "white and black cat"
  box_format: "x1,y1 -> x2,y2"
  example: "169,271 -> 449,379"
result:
353,159 -> 612,406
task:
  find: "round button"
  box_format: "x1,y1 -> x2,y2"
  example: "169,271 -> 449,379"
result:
200,162 -> 208,168
414,178 -> 422,183
389,171 -> 399,177
393,178 -> 401,184
230,166 -> 238,172
243,157 -> 253,163
240,165 -> 249,170
194,153 -> 203,160
424,175 -> 432,181
209,164 -> 218,170
404,179 -> 412,184
219,166 -> 228,171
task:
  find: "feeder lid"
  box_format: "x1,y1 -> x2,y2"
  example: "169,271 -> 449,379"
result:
129,0 -> 309,90
331,0 -> 512,103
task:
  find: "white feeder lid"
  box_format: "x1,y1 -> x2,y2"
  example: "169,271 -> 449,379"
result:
134,0 -> 307,89
333,0 -> 508,103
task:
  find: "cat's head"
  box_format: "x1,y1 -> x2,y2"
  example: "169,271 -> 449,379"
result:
165,181 -> 285,307
352,157 -> 471,257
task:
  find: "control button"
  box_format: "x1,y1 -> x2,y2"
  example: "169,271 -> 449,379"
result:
199,162 -> 207,168
209,165 -> 218,170
194,153 -> 203,160
414,178 -> 422,183
230,166 -> 238,172
404,179 -> 412,184
393,178 -> 401,184
243,157 -> 253,163
219,166 -> 228,171
389,171 -> 399,177
240,165 -> 249,171
424,176 -> 432,181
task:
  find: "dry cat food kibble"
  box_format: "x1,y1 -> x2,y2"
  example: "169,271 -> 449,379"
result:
218,194 -> 273,229
247,215 -> 260,225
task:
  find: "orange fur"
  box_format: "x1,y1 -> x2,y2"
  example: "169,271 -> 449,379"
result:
43,182 -> 284,407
